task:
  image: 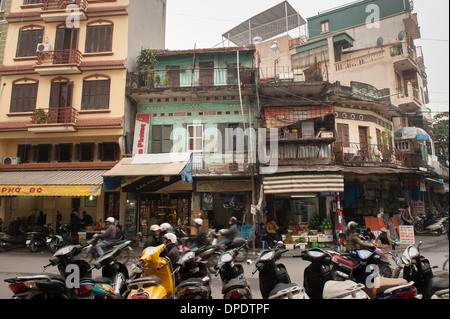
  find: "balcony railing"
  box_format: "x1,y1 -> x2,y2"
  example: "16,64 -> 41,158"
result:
192,152 -> 251,174
127,67 -> 255,91
335,50 -> 385,72
334,142 -> 395,164
31,107 -> 78,125
42,0 -> 88,11
36,49 -> 83,66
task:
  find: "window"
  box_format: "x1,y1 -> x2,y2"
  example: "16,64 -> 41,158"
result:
33,144 -> 52,163
187,124 -> 203,152
320,21 -> 330,33
23,0 -> 43,5
17,144 -> 32,163
337,123 -> 350,148
55,144 -> 73,162
218,123 -> 247,153
152,125 -> 172,153
81,79 -> 111,110
98,143 -> 120,161
16,28 -> 44,57
10,82 -> 38,113
85,24 -> 113,53
75,143 -> 95,162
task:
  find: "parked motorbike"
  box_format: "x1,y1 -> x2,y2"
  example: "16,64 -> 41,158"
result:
4,245 -> 91,299
329,246 -> 393,283
252,246 -> 308,299
27,224 -> 54,252
0,231 -> 27,251
75,247 -> 131,299
49,224 -> 72,253
214,247 -> 252,299
82,236 -> 132,264
174,249 -> 212,299
392,241 -> 449,299
125,244 -> 175,299
414,213 -> 448,236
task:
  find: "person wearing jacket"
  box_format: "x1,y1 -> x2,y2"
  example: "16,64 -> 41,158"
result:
345,221 -> 375,251
95,217 -> 116,256
185,218 -> 207,250
218,217 -> 239,247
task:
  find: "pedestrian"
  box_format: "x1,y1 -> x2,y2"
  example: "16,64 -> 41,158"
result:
266,219 -> 279,244
81,211 -> 93,229
376,228 -> 393,246
362,228 -> 375,241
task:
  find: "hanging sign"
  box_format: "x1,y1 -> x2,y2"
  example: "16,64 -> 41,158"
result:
133,114 -> 150,154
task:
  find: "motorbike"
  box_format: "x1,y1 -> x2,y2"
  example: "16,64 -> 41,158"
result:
414,213 -> 448,236
82,236 -> 132,264
329,245 -> 393,283
174,249 -> 212,299
252,246 -> 308,299
4,245 -> 91,299
27,224 -> 54,252
48,224 -> 72,253
125,244 -> 175,299
75,247 -> 131,299
214,247 -> 252,299
391,241 -> 449,299
0,231 -> 27,251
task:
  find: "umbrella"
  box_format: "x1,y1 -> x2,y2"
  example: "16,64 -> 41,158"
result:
394,127 -> 430,140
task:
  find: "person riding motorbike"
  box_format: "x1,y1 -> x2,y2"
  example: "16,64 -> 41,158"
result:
216,217 -> 239,249
143,224 -> 163,249
184,218 -> 207,250
162,233 -> 180,266
345,221 -> 375,251
160,223 -> 173,236
95,217 -> 116,256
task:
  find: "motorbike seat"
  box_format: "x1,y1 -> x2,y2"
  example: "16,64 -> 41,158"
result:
12,274 -> 65,283
83,277 -> 112,285
363,277 -> 408,299
128,276 -> 162,289
223,277 -> 248,294
177,278 -> 207,289
269,283 -> 298,298
427,277 -> 449,298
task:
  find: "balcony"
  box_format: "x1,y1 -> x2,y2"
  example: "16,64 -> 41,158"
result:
390,42 -> 420,72
28,107 -> 78,133
35,49 -> 82,75
335,50 -> 385,72
334,142 -> 396,165
394,83 -> 422,112
40,0 -> 88,22
192,152 -> 252,176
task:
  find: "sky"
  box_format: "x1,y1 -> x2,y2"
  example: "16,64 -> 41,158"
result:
164,0 -> 449,116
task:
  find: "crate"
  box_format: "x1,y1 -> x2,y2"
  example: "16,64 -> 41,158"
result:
318,234 -> 333,243
308,235 -> 318,243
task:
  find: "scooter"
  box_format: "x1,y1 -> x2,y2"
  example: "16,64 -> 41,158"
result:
48,224 -> 72,253
27,224 -> 54,252
414,213 -> 448,236
75,247 -> 130,299
252,246 -> 308,299
214,247 -> 252,299
4,245 -> 91,299
125,244 -> 175,299
174,250 -> 212,299
393,241 -> 449,299
83,236 -> 132,264
329,246 -> 393,283
0,231 -> 27,251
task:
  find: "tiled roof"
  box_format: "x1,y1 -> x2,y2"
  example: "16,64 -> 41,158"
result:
80,59 -> 126,70
0,64 -> 35,74
0,117 -> 124,131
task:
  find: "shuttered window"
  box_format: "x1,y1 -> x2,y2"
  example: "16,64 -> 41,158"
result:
337,123 -> 350,148
81,79 -> 111,110
10,83 -> 38,113
85,24 -> 113,53
16,29 -> 44,57
152,125 -> 172,153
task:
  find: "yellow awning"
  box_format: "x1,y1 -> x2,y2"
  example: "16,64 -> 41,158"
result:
0,185 -> 102,197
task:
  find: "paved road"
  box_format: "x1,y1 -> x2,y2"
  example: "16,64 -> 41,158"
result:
0,235 -> 447,299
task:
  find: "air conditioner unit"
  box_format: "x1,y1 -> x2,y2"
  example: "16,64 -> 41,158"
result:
3,157 -> 21,165
36,43 -> 52,53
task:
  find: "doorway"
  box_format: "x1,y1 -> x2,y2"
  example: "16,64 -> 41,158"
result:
54,27 -> 79,64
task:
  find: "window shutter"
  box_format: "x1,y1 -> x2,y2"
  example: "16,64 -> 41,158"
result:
74,144 -> 81,161
98,143 -> 104,161
54,144 -> 61,162
49,82 -> 61,108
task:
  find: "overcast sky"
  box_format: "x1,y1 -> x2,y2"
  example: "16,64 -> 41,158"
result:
165,0 -> 449,116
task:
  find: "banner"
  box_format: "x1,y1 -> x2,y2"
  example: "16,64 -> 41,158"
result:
132,113 -> 150,154
0,185 -> 102,197
265,106 -> 334,129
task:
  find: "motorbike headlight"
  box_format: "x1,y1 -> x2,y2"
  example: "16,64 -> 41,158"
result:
408,246 -> 419,259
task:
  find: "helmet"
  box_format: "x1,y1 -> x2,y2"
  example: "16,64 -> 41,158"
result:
193,218 -> 203,226
229,217 -> 237,223
150,225 -> 160,232
164,233 -> 178,245
347,221 -> 358,230
106,217 -> 115,224
160,223 -> 173,233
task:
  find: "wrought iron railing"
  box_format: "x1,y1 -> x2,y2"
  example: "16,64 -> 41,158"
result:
41,0 -> 88,11
36,49 -> 83,66
31,107 -> 78,125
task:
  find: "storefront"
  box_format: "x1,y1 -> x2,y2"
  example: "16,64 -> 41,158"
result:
0,170 -> 106,232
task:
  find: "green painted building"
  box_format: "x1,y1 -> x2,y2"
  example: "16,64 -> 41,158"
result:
0,0 -> 11,67
307,0 -> 413,39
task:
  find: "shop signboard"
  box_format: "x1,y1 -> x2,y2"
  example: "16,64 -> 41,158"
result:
399,226 -> 415,245
196,180 -> 253,192
133,114 -> 150,155
0,185 -> 101,197
411,201 -> 425,216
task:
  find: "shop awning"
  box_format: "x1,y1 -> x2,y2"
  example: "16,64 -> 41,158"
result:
0,170 -> 107,197
263,173 -> 344,194
103,153 -> 191,177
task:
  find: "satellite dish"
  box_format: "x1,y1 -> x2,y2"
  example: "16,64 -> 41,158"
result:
377,37 -> 384,47
398,31 -> 406,41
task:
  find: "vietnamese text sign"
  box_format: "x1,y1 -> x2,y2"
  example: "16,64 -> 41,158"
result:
399,226 -> 415,245
0,185 -> 101,197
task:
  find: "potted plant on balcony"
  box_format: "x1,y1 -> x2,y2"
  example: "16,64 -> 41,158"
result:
377,129 -> 394,163
34,108 -> 47,124
137,48 -> 157,88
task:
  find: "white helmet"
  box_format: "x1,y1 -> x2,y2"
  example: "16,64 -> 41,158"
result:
160,223 -> 173,233
347,221 -> 358,229
193,218 -> 203,226
164,233 -> 178,245
106,217 -> 115,224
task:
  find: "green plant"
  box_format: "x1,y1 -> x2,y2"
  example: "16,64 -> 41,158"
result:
35,108 -> 47,124
137,48 -> 157,71
377,129 -> 394,162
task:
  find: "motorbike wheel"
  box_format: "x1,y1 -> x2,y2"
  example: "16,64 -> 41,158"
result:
207,252 -> 220,273
414,222 -> 425,234
117,249 -> 131,265
234,247 -> 248,263
379,264 -> 393,278
49,237 -> 60,253
29,239 -> 40,252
